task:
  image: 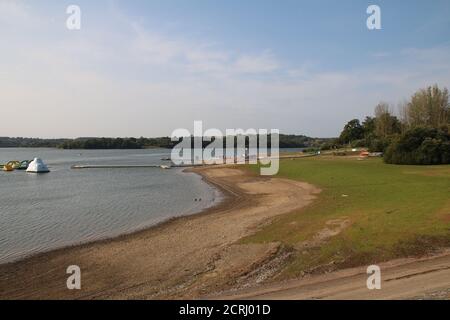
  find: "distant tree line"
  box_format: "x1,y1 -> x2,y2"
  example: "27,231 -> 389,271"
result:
59,135 -> 333,150
59,137 -> 175,149
0,137 -> 70,148
1,135 -> 333,150
336,84 -> 450,165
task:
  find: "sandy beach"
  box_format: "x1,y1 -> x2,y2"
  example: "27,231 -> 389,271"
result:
0,166 -> 321,299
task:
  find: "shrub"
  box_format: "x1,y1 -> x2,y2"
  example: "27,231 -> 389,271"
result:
368,137 -> 393,153
384,127 -> 450,165
350,139 -> 367,148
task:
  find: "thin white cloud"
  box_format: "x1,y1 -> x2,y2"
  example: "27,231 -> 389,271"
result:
131,23 -> 183,64
1,1 -> 449,138
128,21 -> 280,77
233,51 -> 280,74
371,51 -> 391,58
0,0 -> 29,25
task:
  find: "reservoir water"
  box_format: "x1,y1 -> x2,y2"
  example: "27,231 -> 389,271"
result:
0,148 -> 220,264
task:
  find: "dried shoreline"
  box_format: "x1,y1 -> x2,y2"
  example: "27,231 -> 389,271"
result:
1,165 -> 449,300
0,165 -> 320,299
0,167 -> 225,266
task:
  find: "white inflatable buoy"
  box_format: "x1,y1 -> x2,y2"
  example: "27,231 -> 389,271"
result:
26,158 -> 50,173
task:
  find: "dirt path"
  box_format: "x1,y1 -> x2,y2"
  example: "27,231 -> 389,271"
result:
0,166 -> 320,299
212,250 -> 450,300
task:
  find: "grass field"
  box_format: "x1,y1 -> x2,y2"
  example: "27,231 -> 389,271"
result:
244,156 -> 450,279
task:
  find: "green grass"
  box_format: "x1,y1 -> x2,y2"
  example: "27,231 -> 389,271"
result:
243,156 -> 450,278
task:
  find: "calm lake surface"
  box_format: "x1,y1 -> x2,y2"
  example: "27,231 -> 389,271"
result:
0,148 -> 221,264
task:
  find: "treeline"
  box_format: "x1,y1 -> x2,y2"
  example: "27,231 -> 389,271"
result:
0,136 -> 175,149
336,84 -> 450,165
1,135 -> 332,150
279,135 -> 331,148
59,135 -> 332,149
0,137 -> 70,148
59,137 -> 175,149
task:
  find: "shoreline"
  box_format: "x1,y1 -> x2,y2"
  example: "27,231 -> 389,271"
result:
1,164 -> 449,300
0,165 -> 321,299
0,167 -> 224,266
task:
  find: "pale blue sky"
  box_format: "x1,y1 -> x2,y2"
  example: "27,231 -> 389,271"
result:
1,0 -> 450,138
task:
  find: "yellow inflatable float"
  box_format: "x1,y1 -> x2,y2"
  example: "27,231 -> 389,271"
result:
3,164 -> 14,172
1,160 -> 30,172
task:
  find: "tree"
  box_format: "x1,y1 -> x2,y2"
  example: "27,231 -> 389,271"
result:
403,85 -> 449,129
374,102 -> 402,138
339,119 -> 364,145
362,116 -> 376,138
384,127 -> 450,165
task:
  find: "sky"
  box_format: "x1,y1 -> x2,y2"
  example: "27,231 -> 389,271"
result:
1,0 -> 450,138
